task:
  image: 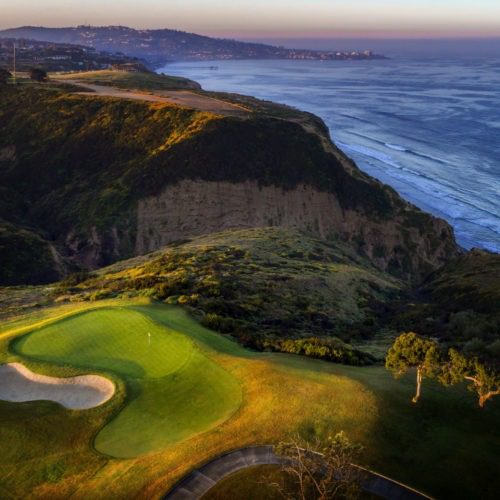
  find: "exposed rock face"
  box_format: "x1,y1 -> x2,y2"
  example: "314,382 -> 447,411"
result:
0,86 -> 460,284
136,179 -> 457,282
65,224 -> 134,270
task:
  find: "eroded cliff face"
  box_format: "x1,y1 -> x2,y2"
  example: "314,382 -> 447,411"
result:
135,179 -> 457,282
65,224 -> 135,270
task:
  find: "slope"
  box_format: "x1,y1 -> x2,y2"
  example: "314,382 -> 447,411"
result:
0,80 -> 458,284
0,300 -> 498,499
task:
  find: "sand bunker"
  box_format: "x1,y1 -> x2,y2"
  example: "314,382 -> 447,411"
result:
0,363 -> 115,410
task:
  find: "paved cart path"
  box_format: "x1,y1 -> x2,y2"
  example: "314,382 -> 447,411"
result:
164,445 -> 432,500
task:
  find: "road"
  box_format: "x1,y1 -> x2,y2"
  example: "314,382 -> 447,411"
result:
56,80 -> 249,115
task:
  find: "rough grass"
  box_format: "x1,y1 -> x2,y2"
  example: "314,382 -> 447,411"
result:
53,70 -> 201,91
0,299 -> 498,499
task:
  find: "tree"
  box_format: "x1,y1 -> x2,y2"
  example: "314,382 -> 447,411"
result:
273,432 -> 364,499
29,67 -> 48,82
440,349 -> 500,408
0,68 -> 12,84
385,332 -> 440,403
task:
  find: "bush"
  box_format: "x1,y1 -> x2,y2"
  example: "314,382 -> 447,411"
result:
88,289 -> 111,301
263,336 -> 375,366
60,271 -> 93,287
201,313 -> 238,333
29,67 -> 48,82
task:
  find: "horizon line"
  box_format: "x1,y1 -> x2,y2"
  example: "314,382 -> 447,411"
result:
1,24 -> 500,41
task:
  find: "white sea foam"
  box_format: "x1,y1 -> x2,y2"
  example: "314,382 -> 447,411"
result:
385,143 -> 408,152
160,57 -> 500,252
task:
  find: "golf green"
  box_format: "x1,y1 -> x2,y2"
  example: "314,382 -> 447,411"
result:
12,307 -> 242,458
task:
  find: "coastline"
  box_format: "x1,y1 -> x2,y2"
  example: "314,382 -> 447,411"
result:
158,58 -> 500,254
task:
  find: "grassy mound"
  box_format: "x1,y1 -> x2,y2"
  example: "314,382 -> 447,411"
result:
14,308 -> 193,378
12,307 -> 242,458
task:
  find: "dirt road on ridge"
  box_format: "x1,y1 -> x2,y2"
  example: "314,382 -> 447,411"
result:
56,80 -> 249,115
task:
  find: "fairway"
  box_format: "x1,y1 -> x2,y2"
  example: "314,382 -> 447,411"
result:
12,307 -> 242,458
1,300 -> 498,499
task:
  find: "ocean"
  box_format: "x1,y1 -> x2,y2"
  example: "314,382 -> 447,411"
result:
158,46 -> 500,252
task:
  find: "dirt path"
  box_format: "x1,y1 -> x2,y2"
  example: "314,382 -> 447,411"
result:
164,445 -> 432,500
57,80 -> 248,115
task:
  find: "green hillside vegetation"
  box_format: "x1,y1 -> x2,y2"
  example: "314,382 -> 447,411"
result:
0,300 -> 498,499
0,84 -> 400,229
389,249 -> 500,359
55,227 -> 402,361
0,80 -> 456,284
3,226 -> 497,363
0,219 -> 61,285
53,69 -> 202,91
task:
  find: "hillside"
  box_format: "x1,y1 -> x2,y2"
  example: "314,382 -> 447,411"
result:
404,249 -> 500,358
0,25 -> 386,64
54,227 -> 402,361
19,226 -> 491,362
0,76 -> 458,286
0,71 -> 498,500
0,37 -> 148,72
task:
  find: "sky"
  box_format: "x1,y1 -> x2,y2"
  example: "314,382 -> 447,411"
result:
1,0 -> 500,38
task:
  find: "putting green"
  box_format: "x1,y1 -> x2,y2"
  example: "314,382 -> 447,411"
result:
12,307 -> 242,458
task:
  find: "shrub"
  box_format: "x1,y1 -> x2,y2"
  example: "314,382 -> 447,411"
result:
201,313 -> 237,333
29,67 -> 48,82
88,289 -> 111,301
264,336 -> 375,366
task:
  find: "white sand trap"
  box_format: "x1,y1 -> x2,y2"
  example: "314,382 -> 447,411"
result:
0,363 -> 115,410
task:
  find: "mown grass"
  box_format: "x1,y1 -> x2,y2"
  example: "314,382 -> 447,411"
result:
13,308 -> 194,378
11,307 -> 241,458
0,299 -> 498,499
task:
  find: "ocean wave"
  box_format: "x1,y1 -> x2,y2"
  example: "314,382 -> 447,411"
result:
338,142 -> 500,238
170,58 -> 500,252
342,132 -> 453,165
338,141 -> 441,184
346,130 -> 453,166
337,142 -> 402,171
385,143 -> 408,152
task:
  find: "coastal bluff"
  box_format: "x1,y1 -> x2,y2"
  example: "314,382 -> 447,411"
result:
0,83 -> 458,284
